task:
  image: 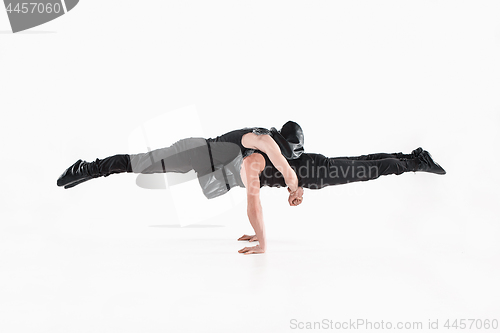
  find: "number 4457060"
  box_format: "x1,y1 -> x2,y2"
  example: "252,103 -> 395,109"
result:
5,2 -> 62,14
444,319 -> 498,330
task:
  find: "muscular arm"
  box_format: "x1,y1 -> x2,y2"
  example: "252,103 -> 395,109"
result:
242,133 -> 299,192
247,189 -> 266,251
238,153 -> 267,254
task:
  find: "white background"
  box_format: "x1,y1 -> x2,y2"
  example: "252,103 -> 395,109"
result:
1,1 -> 499,332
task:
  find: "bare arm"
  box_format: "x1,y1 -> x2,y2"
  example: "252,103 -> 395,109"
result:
246,191 -> 266,251
238,154 -> 266,254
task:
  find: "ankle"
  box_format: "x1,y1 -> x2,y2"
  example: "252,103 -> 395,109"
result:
404,158 -> 419,172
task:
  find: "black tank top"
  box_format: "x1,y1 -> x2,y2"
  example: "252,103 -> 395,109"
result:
258,152 -> 287,188
258,152 -> 315,188
197,126 -> 272,198
206,127 -> 272,158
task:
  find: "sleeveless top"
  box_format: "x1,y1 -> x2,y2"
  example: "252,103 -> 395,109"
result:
206,127 -> 272,159
200,127 -> 272,199
258,151 -> 315,188
258,152 -> 287,188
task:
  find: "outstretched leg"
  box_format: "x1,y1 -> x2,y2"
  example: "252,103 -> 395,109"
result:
128,137 -> 209,174
293,148 -> 444,190
296,153 -> 417,189
60,154 -> 132,189
334,147 -> 423,161
57,137 -> 211,189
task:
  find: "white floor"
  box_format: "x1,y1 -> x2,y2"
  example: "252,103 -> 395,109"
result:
1,170 -> 499,332
1,1 -> 499,332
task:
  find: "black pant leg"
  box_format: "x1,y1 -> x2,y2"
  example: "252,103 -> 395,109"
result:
128,137 -> 209,175
297,153 -> 411,189
97,154 -> 133,177
333,152 -> 398,160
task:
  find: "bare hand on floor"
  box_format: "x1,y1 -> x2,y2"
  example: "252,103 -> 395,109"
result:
238,234 -> 258,242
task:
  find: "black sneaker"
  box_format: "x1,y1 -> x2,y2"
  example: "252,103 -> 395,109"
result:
416,150 -> 446,175
411,147 -> 423,158
63,176 -> 93,189
393,147 -> 423,159
57,159 -> 99,188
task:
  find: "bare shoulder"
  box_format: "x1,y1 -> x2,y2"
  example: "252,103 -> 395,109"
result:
241,131 -> 272,150
240,152 -> 265,190
242,152 -> 265,173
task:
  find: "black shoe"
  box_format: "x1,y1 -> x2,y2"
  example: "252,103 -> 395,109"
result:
410,147 -> 423,158
63,176 -> 93,189
415,150 -> 446,175
57,159 -> 100,188
393,147 -> 423,159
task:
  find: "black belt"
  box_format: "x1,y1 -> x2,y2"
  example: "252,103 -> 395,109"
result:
206,140 -> 230,191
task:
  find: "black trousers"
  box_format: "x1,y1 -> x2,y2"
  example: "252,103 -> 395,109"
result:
96,149 -> 416,190
93,138 -> 245,198
96,138 -> 212,177
287,152 -> 417,189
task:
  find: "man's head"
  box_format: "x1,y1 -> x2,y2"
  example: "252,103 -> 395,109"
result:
270,121 -> 305,160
